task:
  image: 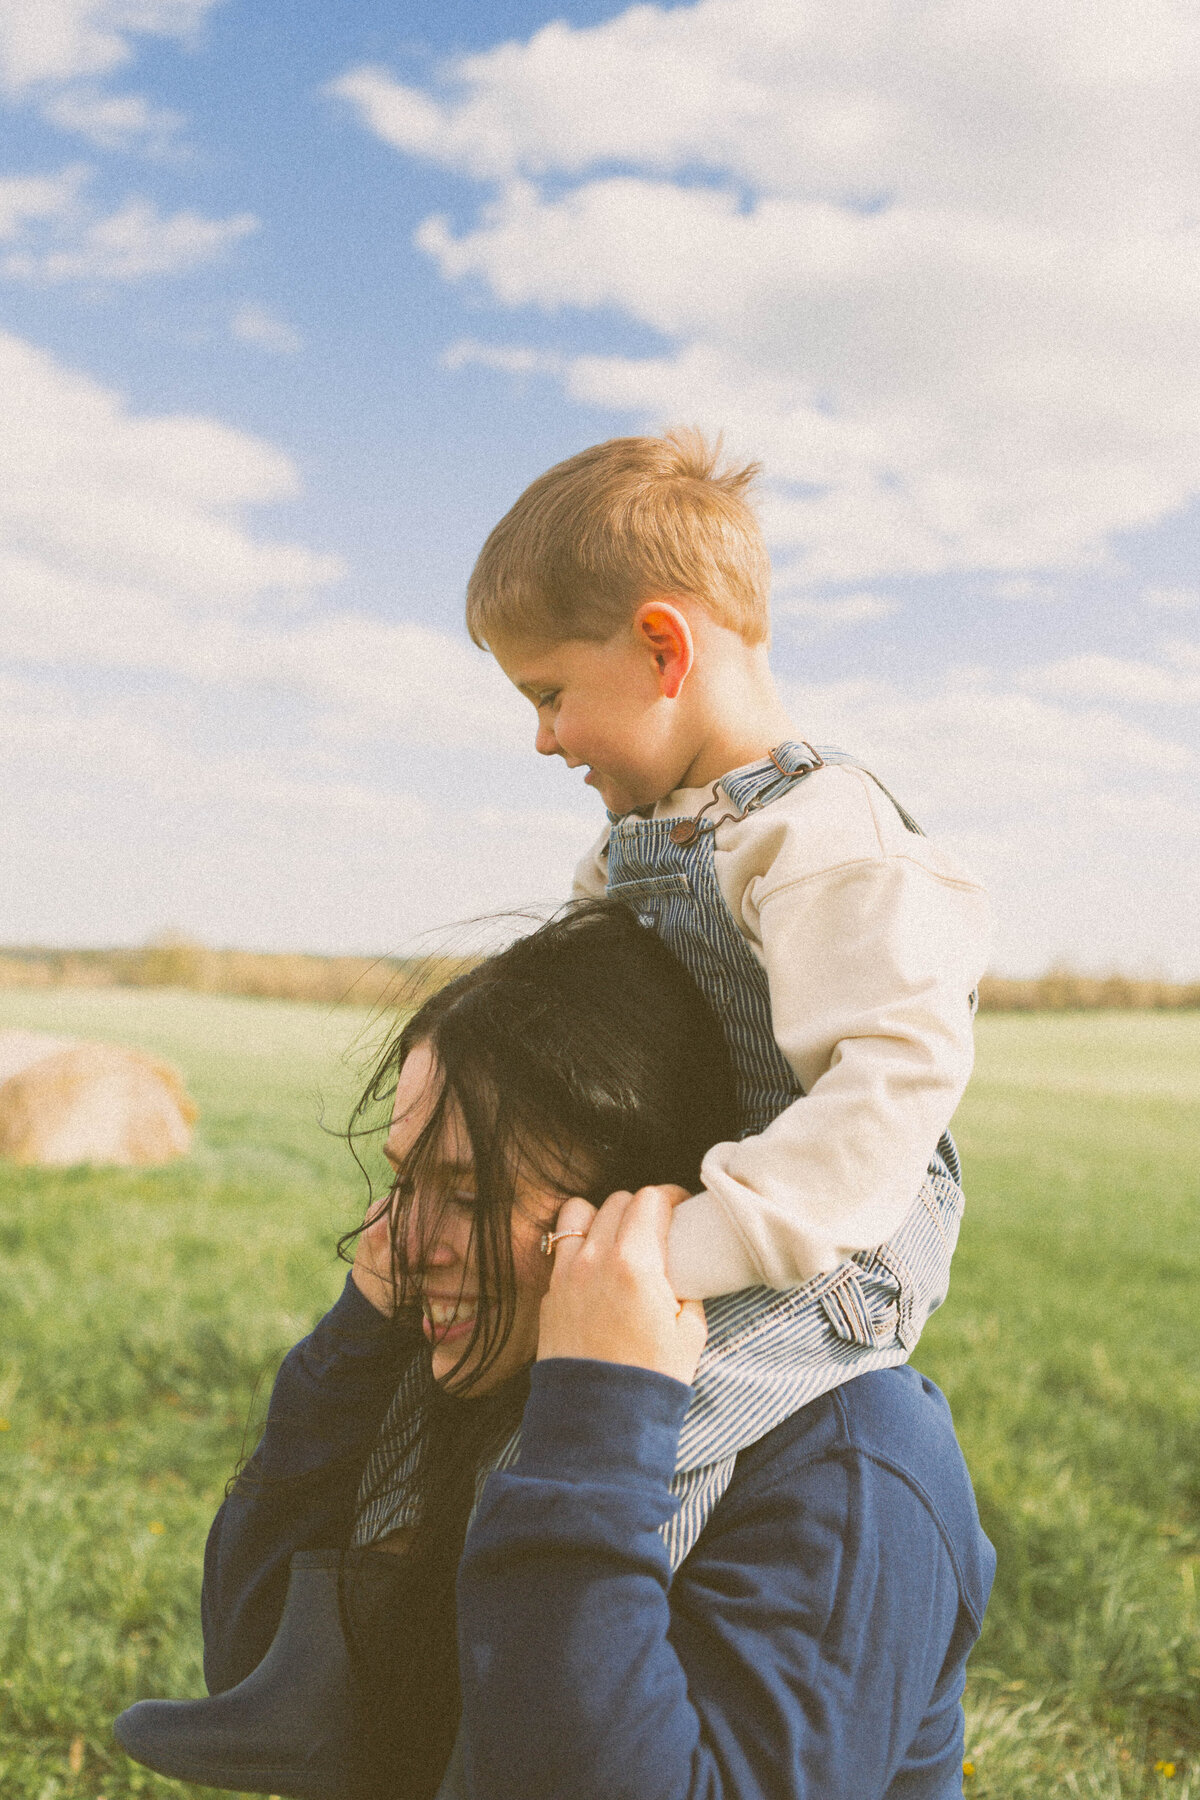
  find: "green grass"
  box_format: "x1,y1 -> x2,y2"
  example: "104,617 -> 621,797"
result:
0,992 -> 1197,1799
921,1013 -> 1200,1798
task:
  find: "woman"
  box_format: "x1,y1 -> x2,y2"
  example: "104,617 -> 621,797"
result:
116,903 -> 993,1800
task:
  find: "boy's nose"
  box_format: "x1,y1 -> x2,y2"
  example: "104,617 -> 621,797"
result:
534,717 -> 559,757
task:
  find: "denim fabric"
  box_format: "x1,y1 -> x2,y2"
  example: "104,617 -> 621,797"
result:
354,744 -> 965,1575
598,741 -> 964,1562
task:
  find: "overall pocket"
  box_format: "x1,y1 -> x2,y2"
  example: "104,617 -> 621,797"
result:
607,869 -> 694,929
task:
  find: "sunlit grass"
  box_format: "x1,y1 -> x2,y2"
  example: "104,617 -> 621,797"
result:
0,990 -> 1196,1797
920,1012 -> 1200,1796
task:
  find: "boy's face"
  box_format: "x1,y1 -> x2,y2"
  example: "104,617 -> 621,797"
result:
490,628 -> 683,815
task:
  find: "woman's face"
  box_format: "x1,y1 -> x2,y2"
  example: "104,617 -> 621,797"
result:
384,1041 -> 560,1394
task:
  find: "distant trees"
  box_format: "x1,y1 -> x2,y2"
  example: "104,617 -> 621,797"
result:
0,939 -> 1195,1011
0,937 -> 470,1009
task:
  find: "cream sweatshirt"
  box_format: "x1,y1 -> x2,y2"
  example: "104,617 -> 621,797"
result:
573,762 -> 993,1299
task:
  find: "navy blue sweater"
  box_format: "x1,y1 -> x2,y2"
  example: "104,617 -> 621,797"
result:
203,1277 -> 994,1800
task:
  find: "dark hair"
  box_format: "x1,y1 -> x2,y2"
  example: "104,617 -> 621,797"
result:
341,900 -> 740,1795
347,897 -> 740,1389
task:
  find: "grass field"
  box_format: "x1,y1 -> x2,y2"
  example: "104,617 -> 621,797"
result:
0,991 -> 1197,1800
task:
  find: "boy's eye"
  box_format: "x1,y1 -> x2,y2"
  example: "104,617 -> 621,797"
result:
535,690 -> 559,708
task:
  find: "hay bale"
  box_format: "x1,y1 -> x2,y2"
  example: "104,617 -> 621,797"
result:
0,1030 -> 78,1083
0,1031 -> 197,1167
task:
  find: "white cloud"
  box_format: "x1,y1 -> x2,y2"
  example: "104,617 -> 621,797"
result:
0,324 -> 1194,973
991,577 -> 1060,603
0,329 -> 526,754
228,616 -> 525,751
0,0 -> 216,94
1021,652 -> 1200,706
331,66 -> 454,167
1144,584 -> 1200,611
340,0 -> 1200,582
1163,638 -> 1200,672
0,164 -> 255,284
791,675 -> 1194,802
0,337 -> 644,951
0,560 -> 526,753
776,592 -> 898,628
442,337 -> 558,377
42,85 -> 183,150
3,195 -> 256,281
0,329 -> 332,597
3,651 -> 1195,969
335,1 -> 1200,205
783,671 -> 1199,977
0,164 -> 85,236
0,673 -> 581,954
231,303 -> 304,355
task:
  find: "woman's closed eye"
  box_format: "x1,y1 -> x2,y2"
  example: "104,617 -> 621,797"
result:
389,1177 -> 477,1213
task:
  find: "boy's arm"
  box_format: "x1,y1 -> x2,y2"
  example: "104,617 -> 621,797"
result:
667,848 -> 991,1298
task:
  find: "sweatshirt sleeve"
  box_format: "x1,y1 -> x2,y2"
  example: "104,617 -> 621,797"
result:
201,1274 -> 410,1692
570,824 -> 611,900
667,832 -> 992,1297
456,1360 -> 968,1800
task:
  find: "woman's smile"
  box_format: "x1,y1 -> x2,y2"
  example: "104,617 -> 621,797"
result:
422,1295 -> 480,1343
381,1041 -> 557,1391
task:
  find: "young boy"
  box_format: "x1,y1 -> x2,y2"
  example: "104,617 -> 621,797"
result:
468,429 -> 991,1326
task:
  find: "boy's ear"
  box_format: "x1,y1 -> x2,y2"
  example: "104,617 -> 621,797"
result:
633,599 -> 694,700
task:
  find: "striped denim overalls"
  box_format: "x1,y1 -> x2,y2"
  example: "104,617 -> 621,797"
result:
355,741 -> 964,1581
596,741 -> 964,1556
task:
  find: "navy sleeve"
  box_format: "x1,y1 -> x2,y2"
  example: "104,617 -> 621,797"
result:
201,1274 -> 410,1693
456,1361 -> 967,1800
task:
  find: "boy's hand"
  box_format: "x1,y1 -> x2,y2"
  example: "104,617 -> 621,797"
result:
537,1185 -> 707,1386
351,1193 -> 399,1317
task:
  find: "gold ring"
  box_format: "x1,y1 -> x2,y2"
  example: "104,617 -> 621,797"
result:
540,1228 -> 588,1257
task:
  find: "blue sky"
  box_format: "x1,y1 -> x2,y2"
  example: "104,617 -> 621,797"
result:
0,0 -> 1197,975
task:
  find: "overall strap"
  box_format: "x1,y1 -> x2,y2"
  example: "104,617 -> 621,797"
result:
718,740 -> 825,814
718,743 -> 925,838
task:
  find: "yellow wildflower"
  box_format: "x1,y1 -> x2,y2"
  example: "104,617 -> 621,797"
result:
148,1520 -> 165,1535
963,1760 -> 976,1779
1155,1762 -> 1176,1779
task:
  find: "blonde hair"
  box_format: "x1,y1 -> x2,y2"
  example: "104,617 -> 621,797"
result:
466,429 -> 770,648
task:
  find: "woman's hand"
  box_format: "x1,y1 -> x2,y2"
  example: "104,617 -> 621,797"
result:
351,1193 -> 398,1317
536,1186 -> 707,1386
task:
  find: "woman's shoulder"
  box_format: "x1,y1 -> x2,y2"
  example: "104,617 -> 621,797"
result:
730,1365 -> 975,1510
718,1367 -> 994,1616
